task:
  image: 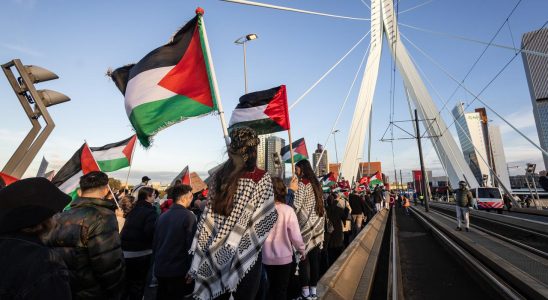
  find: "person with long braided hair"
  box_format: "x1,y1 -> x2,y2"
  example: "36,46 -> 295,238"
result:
293,159 -> 325,300
189,127 -> 278,300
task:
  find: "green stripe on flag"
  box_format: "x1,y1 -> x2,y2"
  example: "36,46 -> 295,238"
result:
97,157 -> 130,172
198,16 -> 218,111
284,154 -> 307,163
129,94 -> 214,146
229,118 -> 286,135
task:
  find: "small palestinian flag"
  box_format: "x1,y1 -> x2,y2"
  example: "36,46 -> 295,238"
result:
280,138 -> 308,163
228,85 -> 290,135
110,9 -> 218,147
0,172 -> 18,187
369,171 -> 384,188
170,165 -> 191,187
91,135 -> 137,172
321,172 -> 337,187
52,143 -> 101,199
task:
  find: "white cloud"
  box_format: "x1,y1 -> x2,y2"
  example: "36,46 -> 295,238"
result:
1,43 -> 44,57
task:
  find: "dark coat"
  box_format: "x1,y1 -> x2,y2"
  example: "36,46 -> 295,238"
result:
0,233 -> 71,299
349,193 -> 366,215
326,201 -> 350,249
455,188 -> 473,207
373,188 -> 384,203
153,203 -> 197,278
120,200 -> 158,251
45,197 -> 125,300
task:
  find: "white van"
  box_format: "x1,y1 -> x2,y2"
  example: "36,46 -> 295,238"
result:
470,187 -> 504,213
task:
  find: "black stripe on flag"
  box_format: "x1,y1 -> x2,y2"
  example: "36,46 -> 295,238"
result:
52,144 -> 84,187
90,136 -> 133,152
236,86 -> 282,109
111,16 -> 198,95
280,138 -> 305,157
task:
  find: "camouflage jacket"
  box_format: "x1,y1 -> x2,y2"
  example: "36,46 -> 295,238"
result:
45,197 -> 125,300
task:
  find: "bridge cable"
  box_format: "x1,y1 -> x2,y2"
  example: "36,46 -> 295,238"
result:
314,42 -> 372,171
289,30 -> 371,110
400,23 -> 548,158
221,0 -> 370,21
398,0 -> 434,15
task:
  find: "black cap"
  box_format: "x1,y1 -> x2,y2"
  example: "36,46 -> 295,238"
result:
142,176 -> 151,182
0,177 -> 71,234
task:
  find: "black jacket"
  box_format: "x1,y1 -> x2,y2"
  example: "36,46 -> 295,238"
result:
121,200 -> 158,251
45,197 -> 125,300
0,233 -> 71,299
326,201 -> 350,249
153,204 -> 197,277
349,193 -> 367,215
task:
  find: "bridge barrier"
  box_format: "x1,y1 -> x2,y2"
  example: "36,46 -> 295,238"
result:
318,209 -> 389,300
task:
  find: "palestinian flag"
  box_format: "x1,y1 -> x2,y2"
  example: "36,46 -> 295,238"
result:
170,166 -> 191,187
91,135 -> 137,172
52,143 -> 101,199
320,172 -> 337,191
110,9 -> 218,147
369,171 -> 384,189
280,137 -> 307,163
228,85 -> 290,135
0,172 -> 18,187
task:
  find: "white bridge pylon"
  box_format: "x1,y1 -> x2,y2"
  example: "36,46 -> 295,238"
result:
340,0 -> 479,188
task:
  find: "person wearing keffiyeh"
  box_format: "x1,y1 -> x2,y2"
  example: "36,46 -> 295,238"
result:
189,127 -> 277,300
293,159 -> 325,300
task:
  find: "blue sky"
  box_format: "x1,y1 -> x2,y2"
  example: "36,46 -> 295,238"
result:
1,0 -> 547,184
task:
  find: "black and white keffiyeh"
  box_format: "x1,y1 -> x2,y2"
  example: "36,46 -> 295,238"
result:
189,170 -> 277,300
294,180 -> 325,255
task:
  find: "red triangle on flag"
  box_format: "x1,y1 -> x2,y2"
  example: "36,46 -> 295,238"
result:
0,172 -> 18,187
122,135 -> 137,162
81,144 -> 102,174
158,20 -> 213,108
263,85 -> 290,130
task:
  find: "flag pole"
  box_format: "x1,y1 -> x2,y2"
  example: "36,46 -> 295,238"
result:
287,129 -> 295,177
124,140 -> 137,189
198,9 -> 230,147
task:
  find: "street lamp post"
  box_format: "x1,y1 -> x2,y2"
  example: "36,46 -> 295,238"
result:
234,33 -> 258,93
332,129 -> 340,178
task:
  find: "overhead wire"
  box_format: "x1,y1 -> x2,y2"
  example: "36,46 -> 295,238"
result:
400,20 -> 548,158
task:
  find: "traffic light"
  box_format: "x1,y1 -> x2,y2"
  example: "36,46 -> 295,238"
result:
1,59 -> 70,178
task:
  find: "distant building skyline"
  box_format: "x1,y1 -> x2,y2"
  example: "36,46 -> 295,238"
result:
522,28 -> 548,171
265,135 -> 285,178
312,144 -> 329,176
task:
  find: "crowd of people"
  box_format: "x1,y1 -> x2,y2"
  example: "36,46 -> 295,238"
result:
0,127 -> 396,300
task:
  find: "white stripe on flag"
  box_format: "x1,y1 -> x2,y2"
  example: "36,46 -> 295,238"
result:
58,170 -> 83,194
228,104 -> 269,126
124,66 -> 177,116
92,145 -> 127,161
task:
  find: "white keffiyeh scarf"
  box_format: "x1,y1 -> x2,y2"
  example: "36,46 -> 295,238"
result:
294,180 -> 325,255
189,170 -> 277,300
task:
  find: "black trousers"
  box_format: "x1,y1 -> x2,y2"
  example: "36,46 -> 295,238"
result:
265,263 -> 292,300
299,246 -> 320,287
216,255 -> 263,300
327,247 -> 344,267
157,276 -> 194,300
123,255 -> 152,300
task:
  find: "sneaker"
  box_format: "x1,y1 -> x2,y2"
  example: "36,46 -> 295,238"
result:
456,227 -> 462,231
465,228 -> 469,232
310,294 -> 318,300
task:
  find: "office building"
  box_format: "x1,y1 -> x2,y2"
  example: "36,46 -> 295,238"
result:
329,161 -> 382,182
265,135 -> 285,178
522,28 -> 548,171
257,134 -> 271,170
452,103 -> 491,186
488,125 -> 511,190
312,144 -> 329,176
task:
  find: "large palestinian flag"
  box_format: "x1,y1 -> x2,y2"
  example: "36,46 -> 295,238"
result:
52,143 -> 101,199
280,137 -> 308,163
228,85 -> 290,135
110,10 -> 218,147
91,135 -> 137,172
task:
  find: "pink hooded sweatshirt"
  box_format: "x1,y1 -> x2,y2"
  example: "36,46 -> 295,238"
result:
262,202 -> 305,265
